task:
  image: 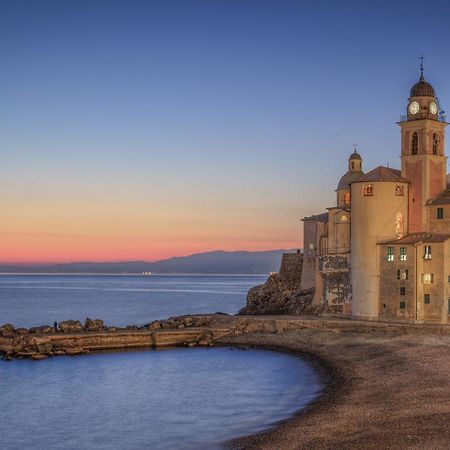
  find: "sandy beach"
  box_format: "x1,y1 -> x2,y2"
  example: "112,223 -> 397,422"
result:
221,327 -> 450,450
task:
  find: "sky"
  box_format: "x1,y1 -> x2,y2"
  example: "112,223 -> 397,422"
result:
2,0 -> 450,263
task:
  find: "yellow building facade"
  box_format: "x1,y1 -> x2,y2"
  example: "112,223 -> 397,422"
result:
301,68 -> 450,323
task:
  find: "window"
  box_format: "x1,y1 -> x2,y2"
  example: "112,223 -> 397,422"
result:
363,184 -> 374,196
344,191 -> 351,206
424,294 -> 430,304
395,185 -> 404,196
448,299 -> 450,315
411,132 -> 418,155
437,208 -> 444,219
432,133 -> 439,155
400,301 -> 406,309
424,245 -> 432,260
422,273 -> 434,284
387,246 -> 394,261
400,287 -> 406,296
448,275 -> 450,283
399,247 -> 407,261
397,269 -> 408,280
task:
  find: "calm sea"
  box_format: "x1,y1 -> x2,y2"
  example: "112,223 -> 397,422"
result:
0,274 -> 266,328
0,275 -> 322,450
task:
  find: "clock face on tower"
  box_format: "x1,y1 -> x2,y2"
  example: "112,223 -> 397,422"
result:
430,101 -> 438,115
409,101 -> 420,115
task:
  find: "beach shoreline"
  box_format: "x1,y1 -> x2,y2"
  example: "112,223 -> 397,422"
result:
220,327 -> 450,450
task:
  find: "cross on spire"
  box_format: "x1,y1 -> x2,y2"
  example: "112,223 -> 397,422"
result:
352,143 -> 358,153
419,53 -> 426,77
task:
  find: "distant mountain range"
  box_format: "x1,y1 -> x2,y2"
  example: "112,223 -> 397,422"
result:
0,250 -> 295,274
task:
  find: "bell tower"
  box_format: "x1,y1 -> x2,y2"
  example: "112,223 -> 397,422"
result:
399,63 -> 448,232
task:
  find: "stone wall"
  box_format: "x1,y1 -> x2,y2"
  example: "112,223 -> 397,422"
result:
319,254 -> 352,313
279,252 -> 303,288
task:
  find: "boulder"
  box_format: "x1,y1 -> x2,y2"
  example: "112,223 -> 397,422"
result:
145,321 -> 162,330
58,320 -> 84,333
29,325 -> 55,335
0,324 -> 16,336
15,328 -> 29,335
84,318 -> 104,332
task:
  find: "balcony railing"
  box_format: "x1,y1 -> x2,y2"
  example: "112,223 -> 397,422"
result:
400,113 -> 447,122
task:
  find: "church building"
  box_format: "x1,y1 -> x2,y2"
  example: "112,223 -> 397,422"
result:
301,67 -> 450,323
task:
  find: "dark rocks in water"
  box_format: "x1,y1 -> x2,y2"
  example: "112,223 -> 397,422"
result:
31,353 -> 49,360
58,320 -> 84,333
0,324 -> 16,336
29,325 -> 55,335
65,347 -> 89,356
84,318 -> 105,332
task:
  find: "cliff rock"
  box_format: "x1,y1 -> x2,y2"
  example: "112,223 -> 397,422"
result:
239,253 -> 323,316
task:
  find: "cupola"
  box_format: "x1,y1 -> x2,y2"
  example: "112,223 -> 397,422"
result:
407,63 -> 439,121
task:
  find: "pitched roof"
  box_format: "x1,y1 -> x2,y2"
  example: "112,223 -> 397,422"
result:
302,212 -> 329,223
427,189 -> 450,206
355,166 -> 408,183
379,233 -> 450,245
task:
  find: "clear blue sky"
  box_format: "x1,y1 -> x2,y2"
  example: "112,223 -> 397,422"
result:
1,0 -> 450,262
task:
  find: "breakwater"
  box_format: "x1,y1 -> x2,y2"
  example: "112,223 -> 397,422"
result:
2,314 -> 450,361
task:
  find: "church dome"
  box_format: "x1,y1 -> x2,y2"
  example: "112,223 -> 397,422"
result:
349,151 -> 361,160
337,170 -> 363,190
410,74 -> 435,97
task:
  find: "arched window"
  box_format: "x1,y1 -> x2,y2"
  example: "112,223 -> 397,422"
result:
432,133 -> 439,155
411,132 -> 418,155
351,162 -> 355,170
344,191 -> 351,206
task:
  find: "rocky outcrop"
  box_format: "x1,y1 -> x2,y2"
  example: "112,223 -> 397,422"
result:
239,252 -> 323,316
143,315 -> 210,330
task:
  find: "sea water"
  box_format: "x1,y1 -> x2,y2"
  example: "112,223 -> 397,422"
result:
0,274 -> 265,328
0,274 -> 322,449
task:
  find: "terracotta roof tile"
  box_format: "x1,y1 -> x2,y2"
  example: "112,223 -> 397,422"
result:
379,233 -> 450,245
428,189 -> 450,206
355,166 -> 408,183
